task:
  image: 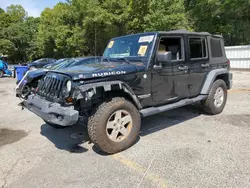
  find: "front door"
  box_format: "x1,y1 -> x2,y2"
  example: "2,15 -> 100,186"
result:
151,36 -> 189,104
187,36 -> 210,97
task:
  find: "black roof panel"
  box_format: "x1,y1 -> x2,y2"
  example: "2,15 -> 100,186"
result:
111,30 -> 223,39
157,30 -> 211,36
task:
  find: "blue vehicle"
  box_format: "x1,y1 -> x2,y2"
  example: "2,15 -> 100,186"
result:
43,58 -> 67,69
0,56 -> 12,78
24,58 -> 57,70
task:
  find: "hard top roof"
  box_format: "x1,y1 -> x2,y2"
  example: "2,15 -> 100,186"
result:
157,30 -> 211,36
112,30 -> 222,39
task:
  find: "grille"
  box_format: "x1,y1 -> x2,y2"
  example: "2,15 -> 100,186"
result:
36,73 -> 70,102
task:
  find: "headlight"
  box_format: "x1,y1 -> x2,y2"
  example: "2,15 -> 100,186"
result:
66,80 -> 72,92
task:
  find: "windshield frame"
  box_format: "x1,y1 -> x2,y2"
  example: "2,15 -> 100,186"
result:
102,33 -> 157,66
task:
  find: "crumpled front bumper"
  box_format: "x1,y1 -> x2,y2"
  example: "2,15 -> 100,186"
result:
20,94 -> 79,126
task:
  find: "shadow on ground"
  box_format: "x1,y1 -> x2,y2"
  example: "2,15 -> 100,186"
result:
140,104 -> 202,136
40,123 -> 90,154
40,104 -> 203,154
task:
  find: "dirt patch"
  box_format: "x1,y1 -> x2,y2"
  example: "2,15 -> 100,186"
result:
0,90 -> 6,93
0,129 -> 28,147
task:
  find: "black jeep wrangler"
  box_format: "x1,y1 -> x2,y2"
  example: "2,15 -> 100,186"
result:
20,30 -> 233,154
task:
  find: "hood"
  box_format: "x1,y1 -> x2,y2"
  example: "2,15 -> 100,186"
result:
26,69 -> 47,81
50,62 -> 146,80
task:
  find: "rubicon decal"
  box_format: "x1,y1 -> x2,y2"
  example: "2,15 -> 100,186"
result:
92,71 -> 126,77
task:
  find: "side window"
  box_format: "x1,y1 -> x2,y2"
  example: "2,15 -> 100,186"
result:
42,59 -> 48,63
157,37 -> 184,61
189,37 -> 207,59
210,38 -> 223,57
37,59 -> 44,63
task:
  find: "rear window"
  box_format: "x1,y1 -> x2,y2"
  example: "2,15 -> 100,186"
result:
189,37 -> 207,59
210,38 -> 223,57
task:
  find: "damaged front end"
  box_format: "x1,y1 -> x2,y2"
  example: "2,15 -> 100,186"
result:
19,72 -> 79,126
19,94 -> 79,126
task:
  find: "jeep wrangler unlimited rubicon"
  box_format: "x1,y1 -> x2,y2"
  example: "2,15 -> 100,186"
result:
19,30 -> 233,154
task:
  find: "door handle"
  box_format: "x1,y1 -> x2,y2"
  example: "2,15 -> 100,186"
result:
201,63 -> 209,68
178,66 -> 189,71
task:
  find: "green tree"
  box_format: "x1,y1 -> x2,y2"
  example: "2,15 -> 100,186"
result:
126,0 -> 150,33
145,0 -> 190,32
6,5 -> 27,23
0,8 -> 12,28
185,0 -> 250,45
0,39 -> 16,57
0,5 -> 40,63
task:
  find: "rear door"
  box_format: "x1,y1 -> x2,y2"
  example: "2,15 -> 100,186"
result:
187,36 -> 210,97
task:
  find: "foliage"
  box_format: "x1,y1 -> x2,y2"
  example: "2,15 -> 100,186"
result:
0,0 -> 250,63
145,0 -> 190,31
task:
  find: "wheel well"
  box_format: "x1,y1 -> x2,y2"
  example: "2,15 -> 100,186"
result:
105,90 -> 139,109
26,76 -> 43,88
76,88 -> 140,114
215,74 -> 230,89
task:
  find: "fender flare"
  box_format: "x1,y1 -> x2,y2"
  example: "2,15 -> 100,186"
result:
73,81 -> 142,109
200,68 -> 230,95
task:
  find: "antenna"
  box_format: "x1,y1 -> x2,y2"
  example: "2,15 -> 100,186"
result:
95,26 -> 97,62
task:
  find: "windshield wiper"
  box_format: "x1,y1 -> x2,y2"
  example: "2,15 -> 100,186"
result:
116,57 -> 131,64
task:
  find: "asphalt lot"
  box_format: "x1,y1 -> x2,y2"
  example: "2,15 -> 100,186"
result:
0,71 -> 250,188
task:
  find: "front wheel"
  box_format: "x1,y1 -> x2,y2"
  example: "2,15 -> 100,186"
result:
201,79 -> 228,115
88,97 -> 141,154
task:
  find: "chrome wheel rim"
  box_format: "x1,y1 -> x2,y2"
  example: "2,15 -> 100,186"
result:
214,87 -> 224,107
106,110 -> 133,142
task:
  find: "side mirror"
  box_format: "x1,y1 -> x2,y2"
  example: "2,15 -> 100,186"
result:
156,52 -> 172,63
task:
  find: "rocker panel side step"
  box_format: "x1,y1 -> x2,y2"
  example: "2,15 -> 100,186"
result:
140,95 -> 207,117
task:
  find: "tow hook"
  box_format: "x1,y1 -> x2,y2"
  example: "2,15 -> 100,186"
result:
18,101 -> 25,110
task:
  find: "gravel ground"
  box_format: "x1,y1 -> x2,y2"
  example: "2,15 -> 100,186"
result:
0,71 -> 250,188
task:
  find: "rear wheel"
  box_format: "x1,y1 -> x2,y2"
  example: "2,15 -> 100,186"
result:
201,79 -> 227,115
88,97 -> 141,154
0,70 -> 4,78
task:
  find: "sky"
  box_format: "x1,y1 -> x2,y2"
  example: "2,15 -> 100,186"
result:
0,0 -> 64,17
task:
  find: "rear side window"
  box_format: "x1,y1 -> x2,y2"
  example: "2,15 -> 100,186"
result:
189,37 -> 207,59
210,38 -> 223,57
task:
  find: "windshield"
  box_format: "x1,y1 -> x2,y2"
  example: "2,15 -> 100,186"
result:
103,34 -> 156,62
33,59 -> 43,63
49,59 -> 76,70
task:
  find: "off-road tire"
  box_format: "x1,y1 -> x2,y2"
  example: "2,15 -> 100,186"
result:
88,97 -> 141,154
0,70 -> 4,78
202,79 -> 227,115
